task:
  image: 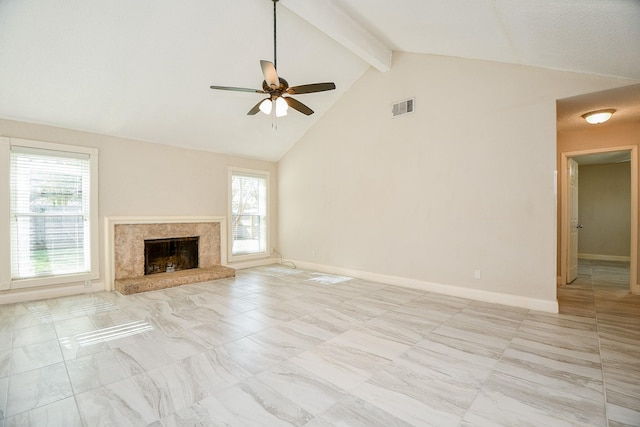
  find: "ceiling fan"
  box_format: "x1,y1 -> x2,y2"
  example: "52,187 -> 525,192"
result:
209,0 -> 336,117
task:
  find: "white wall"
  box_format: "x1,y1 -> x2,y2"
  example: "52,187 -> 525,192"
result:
0,118 -> 278,301
579,162 -> 631,259
278,52 -> 633,311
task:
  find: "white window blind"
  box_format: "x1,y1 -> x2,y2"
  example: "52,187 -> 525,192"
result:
231,171 -> 267,256
10,147 -> 91,279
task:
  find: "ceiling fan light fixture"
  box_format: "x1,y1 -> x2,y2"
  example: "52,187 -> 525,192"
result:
275,97 -> 288,117
582,109 -> 616,124
209,0 -> 335,118
259,98 -> 273,115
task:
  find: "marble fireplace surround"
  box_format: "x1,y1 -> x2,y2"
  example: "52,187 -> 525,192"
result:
104,216 -> 235,294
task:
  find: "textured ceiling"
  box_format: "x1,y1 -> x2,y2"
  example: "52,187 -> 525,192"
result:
0,0 -> 638,161
334,0 -> 640,78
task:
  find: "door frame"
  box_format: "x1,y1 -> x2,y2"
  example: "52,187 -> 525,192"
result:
567,158 -> 579,284
559,145 -> 638,294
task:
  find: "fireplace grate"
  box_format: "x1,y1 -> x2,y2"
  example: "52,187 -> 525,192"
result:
144,236 -> 199,275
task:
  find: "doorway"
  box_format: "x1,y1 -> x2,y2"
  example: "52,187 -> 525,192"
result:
559,146 -> 638,294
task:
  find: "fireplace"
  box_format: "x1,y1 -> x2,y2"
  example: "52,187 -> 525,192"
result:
144,236 -> 199,275
106,217 -> 235,295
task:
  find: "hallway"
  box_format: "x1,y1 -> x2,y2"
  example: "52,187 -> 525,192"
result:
558,259 -> 640,425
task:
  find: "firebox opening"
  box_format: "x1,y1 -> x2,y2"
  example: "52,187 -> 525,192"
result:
144,236 -> 199,275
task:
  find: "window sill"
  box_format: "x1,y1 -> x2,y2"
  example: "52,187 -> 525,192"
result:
10,271 -> 98,290
229,251 -> 270,263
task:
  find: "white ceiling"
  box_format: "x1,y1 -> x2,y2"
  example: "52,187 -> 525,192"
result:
1,0 -> 639,161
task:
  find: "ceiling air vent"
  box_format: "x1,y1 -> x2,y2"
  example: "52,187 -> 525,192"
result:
391,97 -> 415,118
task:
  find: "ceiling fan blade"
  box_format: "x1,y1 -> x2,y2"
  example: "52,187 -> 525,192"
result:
210,85 -> 265,94
260,60 -> 280,88
247,98 -> 269,115
284,97 -> 314,116
286,82 -> 336,95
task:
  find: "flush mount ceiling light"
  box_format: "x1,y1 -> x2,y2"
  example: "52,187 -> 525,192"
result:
581,109 -> 616,124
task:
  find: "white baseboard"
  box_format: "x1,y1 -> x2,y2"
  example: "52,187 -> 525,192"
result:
578,253 -> 630,262
290,260 -> 559,313
1,259 -> 560,313
0,281 -> 105,305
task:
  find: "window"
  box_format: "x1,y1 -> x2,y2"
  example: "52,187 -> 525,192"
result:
230,168 -> 269,259
1,138 -> 99,289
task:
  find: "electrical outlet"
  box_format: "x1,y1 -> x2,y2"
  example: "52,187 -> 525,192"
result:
473,270 -> 481,280
84,280 -> 91,288
311,250 -> 316,257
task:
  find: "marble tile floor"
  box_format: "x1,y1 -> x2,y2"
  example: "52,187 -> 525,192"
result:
0,260 -> 638,426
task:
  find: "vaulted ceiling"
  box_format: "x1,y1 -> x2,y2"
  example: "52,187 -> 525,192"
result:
1,0 -> 638,161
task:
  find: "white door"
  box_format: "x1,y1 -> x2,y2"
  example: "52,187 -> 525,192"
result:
568,158 -> 580,283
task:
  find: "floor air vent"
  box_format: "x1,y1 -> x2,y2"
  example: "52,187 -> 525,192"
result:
391,97 -> 415,118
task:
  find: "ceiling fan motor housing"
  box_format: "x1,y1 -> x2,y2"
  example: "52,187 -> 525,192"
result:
263,78 -> 289,98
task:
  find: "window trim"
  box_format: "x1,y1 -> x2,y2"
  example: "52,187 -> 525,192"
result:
1,137 -> 99,290
228,166 -> 270,262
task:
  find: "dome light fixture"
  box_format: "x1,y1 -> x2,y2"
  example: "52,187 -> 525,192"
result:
581,109 -> 616,124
